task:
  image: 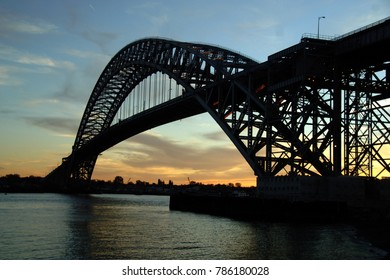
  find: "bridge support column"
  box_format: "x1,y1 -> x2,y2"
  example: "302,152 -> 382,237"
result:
333,66 -> 342,176
256,176 -> 262,194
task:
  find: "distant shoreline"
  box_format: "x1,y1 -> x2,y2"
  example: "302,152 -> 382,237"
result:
0,174 -> 256,196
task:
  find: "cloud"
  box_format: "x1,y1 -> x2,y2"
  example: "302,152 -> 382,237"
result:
81,30 -> 119,54
0,63 -> 56,86
10,19 -> 57,34
0,44 -> 75,70
202,131 -> 229,142
0,65 -> 22,86
125,2 -> 162,15
0,13 -> 57,35
125,2 -> 171,34
24,116 -> 79,135
16,55 -> 54,67
62,3 -> 119,55
233,4 -> 287,43
0,108 -> 17,115
62,47 -> 110,81
150,14 -> 169,26
119,132 -> 227,170
96,130 -> 255,185
237,18 -> 280,32
63,48 -> 109,60
48,73 -> 88,103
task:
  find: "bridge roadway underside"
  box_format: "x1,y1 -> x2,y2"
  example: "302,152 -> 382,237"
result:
76,93 -> 204,159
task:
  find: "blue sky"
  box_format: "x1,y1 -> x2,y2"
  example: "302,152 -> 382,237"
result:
0,0 -> 389,185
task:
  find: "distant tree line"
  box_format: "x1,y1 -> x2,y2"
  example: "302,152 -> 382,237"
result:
0,174 -> 46,192
109,175 -> 244,188
0,174 -> 254,194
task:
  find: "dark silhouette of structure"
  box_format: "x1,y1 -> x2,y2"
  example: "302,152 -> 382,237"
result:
46,17 -> 390,191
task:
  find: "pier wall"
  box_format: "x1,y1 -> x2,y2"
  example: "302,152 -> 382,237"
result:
170,177 -> 390,224
257,176 -> 390,202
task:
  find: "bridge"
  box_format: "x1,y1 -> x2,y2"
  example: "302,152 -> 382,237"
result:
46,17 -> 390,191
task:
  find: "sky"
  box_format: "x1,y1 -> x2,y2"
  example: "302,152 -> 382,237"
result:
0,0 -> 389,186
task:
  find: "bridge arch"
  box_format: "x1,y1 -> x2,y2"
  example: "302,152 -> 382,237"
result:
58,38 -> 259,183
46,20 -> 390,190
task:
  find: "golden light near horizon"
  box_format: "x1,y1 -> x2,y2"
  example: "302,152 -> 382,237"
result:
91,118 -> 258,186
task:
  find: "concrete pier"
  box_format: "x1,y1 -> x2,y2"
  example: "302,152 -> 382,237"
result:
170,177 -> 390,224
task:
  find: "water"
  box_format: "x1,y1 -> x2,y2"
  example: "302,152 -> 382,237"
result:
0,193 -> 387,259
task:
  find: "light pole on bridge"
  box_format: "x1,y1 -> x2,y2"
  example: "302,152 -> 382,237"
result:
317,16 -> 325,39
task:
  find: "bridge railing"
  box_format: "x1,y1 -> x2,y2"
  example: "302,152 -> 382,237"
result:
301,33 -> 337,41
302,16 -> 390,42
333,16 -> 390,41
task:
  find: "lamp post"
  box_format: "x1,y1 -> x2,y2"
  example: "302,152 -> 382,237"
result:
317,16 -> 325,39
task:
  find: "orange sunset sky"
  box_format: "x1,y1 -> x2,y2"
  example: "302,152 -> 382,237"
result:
1,0 -> 389,186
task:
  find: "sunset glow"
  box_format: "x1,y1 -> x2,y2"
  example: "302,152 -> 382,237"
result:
1,0 -> 389,186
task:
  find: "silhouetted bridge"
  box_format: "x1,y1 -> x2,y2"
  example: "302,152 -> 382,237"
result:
46,17 -> 390,191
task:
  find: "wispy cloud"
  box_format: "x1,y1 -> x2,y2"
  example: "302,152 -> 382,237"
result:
96,131 -> 255,185
125,1 -> 162,15
24,116 -> 79,135
62,4 -> 119,55
125,2 -> 170,34
0,62 -> 65,87
150,14 -> 169,26
0,108 -> 17,115
81,30 -> 119,54
49,73 -> 90,103
202,131 -> 229,142
16,55 -> 55,67
123,132 -> 242,171
0,66 -> 22,86
0,44 -> 75,70
62,48 -> 109,60
0,14 -> 57,35
237,18 -> 280,32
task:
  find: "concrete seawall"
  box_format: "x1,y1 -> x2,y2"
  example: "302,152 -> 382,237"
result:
169,194 -> 348,222
170,177 -> 390,224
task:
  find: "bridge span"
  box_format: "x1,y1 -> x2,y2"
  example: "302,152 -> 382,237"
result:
46,17 -> 390,191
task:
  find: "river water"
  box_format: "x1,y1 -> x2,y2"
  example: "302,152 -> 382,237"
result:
0,193 -> 387,259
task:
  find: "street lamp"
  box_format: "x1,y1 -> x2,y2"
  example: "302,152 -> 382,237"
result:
317,16 -> 325,39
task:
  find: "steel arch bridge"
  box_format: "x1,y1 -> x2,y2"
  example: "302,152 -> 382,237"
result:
46,18 -> 390,190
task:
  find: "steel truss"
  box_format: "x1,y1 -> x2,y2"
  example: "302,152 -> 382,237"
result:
196,36 -> 390,178
46,18 -> 390,188
62,38 -> 259,182
344,67 -> 390,177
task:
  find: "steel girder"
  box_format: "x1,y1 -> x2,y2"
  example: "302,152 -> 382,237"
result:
47,19 -> 390,188
191,38 -> 338,178
66,38 -> 259,181
344,67 -> 390,177
194,65 -> 336,178
194,33 -> 389,178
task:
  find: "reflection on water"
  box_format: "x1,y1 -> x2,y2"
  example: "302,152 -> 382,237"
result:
0,193 -> 387,259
